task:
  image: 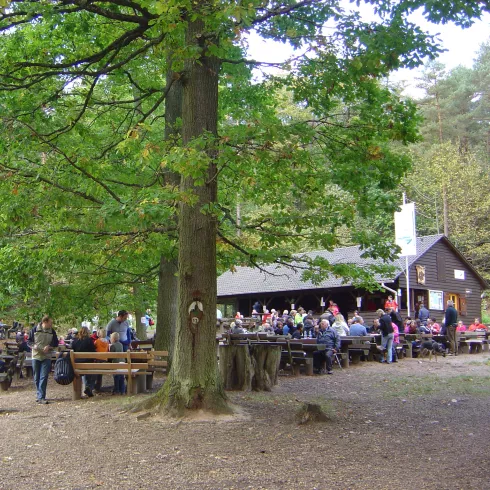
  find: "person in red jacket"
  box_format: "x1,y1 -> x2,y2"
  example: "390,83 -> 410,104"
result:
468,318 -> 487,331
384,295 -> 398,311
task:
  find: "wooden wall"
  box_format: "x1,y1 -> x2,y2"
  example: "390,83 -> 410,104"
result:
398,239 -> 484,321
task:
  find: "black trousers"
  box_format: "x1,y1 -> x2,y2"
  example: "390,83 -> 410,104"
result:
313,349 -> 334,371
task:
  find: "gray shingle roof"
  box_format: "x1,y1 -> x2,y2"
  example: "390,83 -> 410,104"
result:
217,235 -> 444,297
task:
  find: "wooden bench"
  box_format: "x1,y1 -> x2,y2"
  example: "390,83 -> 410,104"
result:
0,355 -> 18,391
144,350 -> 168,390
461,332 -> 488,354
70,350 -> 168,399
282,341 -> 314,376
70,351 -> 149,400
5,341 -> 19,355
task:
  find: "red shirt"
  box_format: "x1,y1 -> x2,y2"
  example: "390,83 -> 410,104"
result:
469,322 -> 487,331
384,300 -> 398,310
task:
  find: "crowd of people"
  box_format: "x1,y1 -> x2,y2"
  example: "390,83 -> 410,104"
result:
225,297 -> 489,374
23,310 -> 134,404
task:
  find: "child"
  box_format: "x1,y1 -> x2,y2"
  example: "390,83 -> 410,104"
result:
110,332 -> 125,395
94,328 -> 109,391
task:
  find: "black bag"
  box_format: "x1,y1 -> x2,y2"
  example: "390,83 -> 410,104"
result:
54,352 -> 74,385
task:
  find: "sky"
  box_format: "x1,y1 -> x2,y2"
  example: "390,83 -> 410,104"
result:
246,6 -> 490,99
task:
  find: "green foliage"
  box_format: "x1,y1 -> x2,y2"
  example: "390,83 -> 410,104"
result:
0,0 -> 487,319
404,44 -> 490,280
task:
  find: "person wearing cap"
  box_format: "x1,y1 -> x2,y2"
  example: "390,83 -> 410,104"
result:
106,310 -> 131,352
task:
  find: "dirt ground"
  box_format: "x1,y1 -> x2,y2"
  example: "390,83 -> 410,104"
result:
1,353 -> 490,490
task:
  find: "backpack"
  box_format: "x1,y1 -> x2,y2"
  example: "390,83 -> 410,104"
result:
54,352 -> 74,385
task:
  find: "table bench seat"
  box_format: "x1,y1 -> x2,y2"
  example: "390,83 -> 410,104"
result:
70,350 -> 168,399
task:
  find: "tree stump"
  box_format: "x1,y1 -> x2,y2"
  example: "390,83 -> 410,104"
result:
219,345 -> 254,391
219,344 -> 281,391
250,344 -> 281,391
295,403 -> 330,424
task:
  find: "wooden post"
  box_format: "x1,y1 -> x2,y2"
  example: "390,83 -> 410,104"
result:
126,351 -> 132,395
72,377 -> 82,401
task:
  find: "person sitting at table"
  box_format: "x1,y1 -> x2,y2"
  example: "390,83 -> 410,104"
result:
313,319 -> 341,375
367,318 -> 380,334
109,332 -> 125,395
331,314 -> 349,337
94,327 -> 110,392
270,309 -> 278,327
274,320 -> 284,336
231,320 -> 245,334
456,320 -> 467,332
349,317 -> 367,336
292,323 -> 303,339
468,318 -> 487,331
72,326 -> 97,398
262,320 -> 275,334
408,320 -> 417,334
402,317 -> 411,333
303,313 -> 315,337
283,317 -> 295,336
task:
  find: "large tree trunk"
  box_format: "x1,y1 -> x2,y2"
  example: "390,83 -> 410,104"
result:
155,55 -> 182,361
155,255 -> 178,357
159,19 -> 229,415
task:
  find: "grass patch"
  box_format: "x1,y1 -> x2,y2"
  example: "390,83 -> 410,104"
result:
382,375 -> 490,398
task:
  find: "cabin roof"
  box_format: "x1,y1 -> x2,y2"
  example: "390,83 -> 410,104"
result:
217,234 -> 487,296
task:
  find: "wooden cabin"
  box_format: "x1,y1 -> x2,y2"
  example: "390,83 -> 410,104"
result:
217,235 -> 487,324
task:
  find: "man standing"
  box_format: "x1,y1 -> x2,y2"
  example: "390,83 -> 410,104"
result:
314,319 -> 341,375
106,310 -> 131,352
377,309 -> 394,363
418,303 -> 430,326
28,316 -> 59,404
444,300 -> 458,355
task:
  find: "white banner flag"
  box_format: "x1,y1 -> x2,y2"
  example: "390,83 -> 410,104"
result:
394,202 -> 416,256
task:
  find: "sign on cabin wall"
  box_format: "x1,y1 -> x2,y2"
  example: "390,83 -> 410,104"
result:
416,265 -> 426,285
429,290 -> 444,310
454,269 -> 466,280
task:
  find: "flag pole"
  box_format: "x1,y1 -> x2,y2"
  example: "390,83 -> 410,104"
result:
403,193 -> 411,317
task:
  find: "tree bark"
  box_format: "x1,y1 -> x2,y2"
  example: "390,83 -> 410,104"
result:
219,345 -> 254,391
250,344 -> 281,391
133,283 -> 147,341
155,55 -> 182,361
219,344 -> 281,392
159,18 -> 230,415
155,255 -> 178,357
